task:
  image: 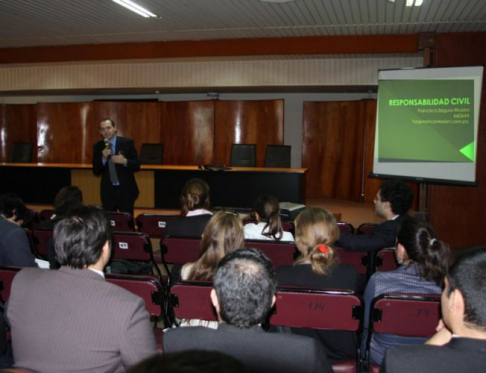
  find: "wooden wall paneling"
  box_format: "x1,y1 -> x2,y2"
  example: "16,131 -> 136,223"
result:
160,101 -> 215,165
302,101 -> 364,201
429,32 -> 486,247
214,100 -> 284,166
36,102 -> 94,163
92,101 -> 161,159
0,104 -> 37,162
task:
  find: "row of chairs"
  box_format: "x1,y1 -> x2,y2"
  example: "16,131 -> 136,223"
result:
0,265 -> 441,373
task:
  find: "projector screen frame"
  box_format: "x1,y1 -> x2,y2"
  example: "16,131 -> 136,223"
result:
373,65 -> 483,187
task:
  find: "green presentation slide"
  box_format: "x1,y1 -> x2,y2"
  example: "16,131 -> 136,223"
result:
378,79 -> 475,163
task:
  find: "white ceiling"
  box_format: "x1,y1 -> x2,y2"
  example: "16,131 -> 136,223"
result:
0,0 -> 485,49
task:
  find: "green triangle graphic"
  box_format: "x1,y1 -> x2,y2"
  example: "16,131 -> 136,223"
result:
460,142 -> 475,162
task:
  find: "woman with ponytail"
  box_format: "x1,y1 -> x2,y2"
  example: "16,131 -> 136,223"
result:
276,207 -> 359,363
244,194 -> 294,241
363,217 -> 450,365
165,178 -> 212,237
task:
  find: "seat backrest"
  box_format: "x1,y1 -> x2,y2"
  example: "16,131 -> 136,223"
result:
169,282 -> 217,322
136,213 -> 178,238
0,266 -> 22,303
31,228 -> 54,258
371,293 -> 441,337
358,223 -> 378,235
10,143 -> 33,163
244,240 -> 296,268
106,211 -> 135,232
111,232 -> 152,261
161,236 -> 201,265
265,145 -> 291,168
40,209 -> 55,221
230,144 -> 256,167
375,248 -> 398,272
334,247 -> 369,275
140,143 -> 164,165
270,287 -> 362,331
338,222 -> 355,234
106,273 -> 164,317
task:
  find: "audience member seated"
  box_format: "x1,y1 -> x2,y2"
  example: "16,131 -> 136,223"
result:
39,185 -> 83,229
39,185 -> 84,269
381,246 -> 486,373
163,248 -> 332,373
165,178 -> 212,237
336,180 -> 413,252
6,205 -> 157,372
177,211 -> 244,328
127,350 -> 248,373
244,194 -> 294,241
0,194 -> 36,267
363,217 -> 450,365
277,207 -> 359,363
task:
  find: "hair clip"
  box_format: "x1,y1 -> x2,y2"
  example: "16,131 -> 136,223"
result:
318,244 -> 330,254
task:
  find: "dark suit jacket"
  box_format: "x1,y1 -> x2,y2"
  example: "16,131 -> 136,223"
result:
336,214 -> 409,252
0,218 -> 36,267
276,264 -> 359,362
92,136 -> 140,208
7,267 -> 157,373
165,214 -> 212,237
163,323 -> 333,373
381,337 -> 486,373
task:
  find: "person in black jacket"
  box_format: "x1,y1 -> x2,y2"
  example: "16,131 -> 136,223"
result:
336,180 -> 413,252
92,118 -> 140,216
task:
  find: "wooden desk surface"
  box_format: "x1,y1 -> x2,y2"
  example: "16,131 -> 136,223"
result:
0,162 -> 307,174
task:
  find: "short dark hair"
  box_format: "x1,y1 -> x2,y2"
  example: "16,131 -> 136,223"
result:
379,180 -> 413,215
0,193 -> 32,224
100,118 -> 116,127
54,205 -> 111,269
214,248 -> 277,328
447,247 -> 486,329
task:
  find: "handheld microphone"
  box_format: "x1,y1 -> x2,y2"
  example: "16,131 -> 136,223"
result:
104,138 -> 112,159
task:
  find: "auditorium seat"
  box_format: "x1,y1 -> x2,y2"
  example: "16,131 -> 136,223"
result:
136,213 -> 178,238
0,266 -> 21,303
110,231 -> 163,281
374,248 -> 398,272
244,240 -> 297,268
169,281 -> 217,326
269,286 -> 363,373
337,222 -> 355,234
366,293 -> 441,373
160,236 -> 201,282
31,228 -> 54,259
106,211 -> 135,232
334,247 -> 369,275
106,273 -> 166,349
40,209 -> 55,221
357,223 -> 378,235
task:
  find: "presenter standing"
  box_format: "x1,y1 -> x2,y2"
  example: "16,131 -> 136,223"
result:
92,118 -> 140,216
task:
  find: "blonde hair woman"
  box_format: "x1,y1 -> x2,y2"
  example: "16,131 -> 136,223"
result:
276,207 -> 359,363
